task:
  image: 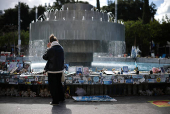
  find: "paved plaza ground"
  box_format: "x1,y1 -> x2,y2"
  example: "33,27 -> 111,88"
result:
0,95 -> 170,114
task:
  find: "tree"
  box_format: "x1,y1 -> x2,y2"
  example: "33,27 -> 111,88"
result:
124,18 -> 170,57
142,0 -> 150,24
0,25 -> 18,52
0,30 -> 29,54
0,2 -> 30,31
0,2 -> 30,54
124,20 -> 148,55
15,3 -> 30,31
159,16 -> 170,55
150,2 -> 157,19
55,0 -> 76,5
124,20 -> 158,56
29,5 -> 46,22
97,0 -> 100,11
101,0 -> 156,22
0,8 -> 18,28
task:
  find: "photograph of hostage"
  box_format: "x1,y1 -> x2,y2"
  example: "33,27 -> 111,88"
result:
76,67 -> 82,75
24,63 -> 31,72
43,34 -> 65,105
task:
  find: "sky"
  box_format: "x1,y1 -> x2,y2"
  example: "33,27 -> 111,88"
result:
0,0 -> 169,21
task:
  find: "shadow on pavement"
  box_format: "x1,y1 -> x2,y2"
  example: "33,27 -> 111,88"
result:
51,103 -> 72,114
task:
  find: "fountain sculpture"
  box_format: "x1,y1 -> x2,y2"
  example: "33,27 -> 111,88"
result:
29,3 -> 125,66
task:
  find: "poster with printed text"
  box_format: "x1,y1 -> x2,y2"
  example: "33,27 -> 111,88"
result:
83,67 -> 90,76
68,66 -> 76,73
8,62 -> 17,72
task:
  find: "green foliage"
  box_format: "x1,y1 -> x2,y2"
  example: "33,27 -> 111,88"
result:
1,8 -> 18,27
150,2 -> 157,18
0,30 -> 29,52
160,22 -> 170,46
0,2 -> 47,31
15,3 -> 30,30
21,30 -> 29,46
124,20 -> 149,55
125,18 -> 170,56
142,0 -> 150,24
0,2 -> 30,31
101,0 -> 156,22
149,20 -> 161,44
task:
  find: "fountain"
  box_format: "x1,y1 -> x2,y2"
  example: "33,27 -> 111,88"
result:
29,3 -> 125,67
131,46 -> 141,59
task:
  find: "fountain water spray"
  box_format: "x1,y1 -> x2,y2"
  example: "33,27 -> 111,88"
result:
100,18 -> 102,21
131,46 -> 141,71
54,9 -> 58,14
131,46 -> 141,59
82,16 -> 85,20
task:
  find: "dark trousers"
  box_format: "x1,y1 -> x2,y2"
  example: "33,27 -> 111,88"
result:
48,73 -> 64,103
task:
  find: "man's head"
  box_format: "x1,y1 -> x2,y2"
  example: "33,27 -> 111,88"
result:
78,68 -> 81,71
49,34 -> 58,43
25,64 -> 30,69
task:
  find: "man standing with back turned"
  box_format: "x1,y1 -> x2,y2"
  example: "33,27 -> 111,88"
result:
43,34 -> 65,105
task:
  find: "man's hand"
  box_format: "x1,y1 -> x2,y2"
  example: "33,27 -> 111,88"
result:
47,42 -> 51,48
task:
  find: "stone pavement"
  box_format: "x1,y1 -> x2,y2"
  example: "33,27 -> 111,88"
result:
0,95 -> 170,114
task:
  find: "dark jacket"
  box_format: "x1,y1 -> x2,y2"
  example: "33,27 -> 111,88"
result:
43,45 -> 64,71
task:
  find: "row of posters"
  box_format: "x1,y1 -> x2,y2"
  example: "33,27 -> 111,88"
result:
0,62 -> 31,73
65,75 -> 170,85
0,74 -> 170,85
68,66 -> 90,76
0,75 -> 48,85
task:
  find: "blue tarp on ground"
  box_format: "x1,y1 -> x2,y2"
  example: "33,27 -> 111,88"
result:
72,95 -> 117,102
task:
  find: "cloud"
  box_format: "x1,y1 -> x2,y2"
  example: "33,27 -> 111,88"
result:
155,13 -> 170,22
157,0 -> 170,14
155,0 -> 170,21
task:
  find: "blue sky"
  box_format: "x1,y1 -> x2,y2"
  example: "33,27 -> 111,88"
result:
0,0 -> 168,21
149,0 -> 164,8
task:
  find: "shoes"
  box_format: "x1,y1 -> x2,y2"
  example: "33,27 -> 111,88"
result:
50,102 -> 59,105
